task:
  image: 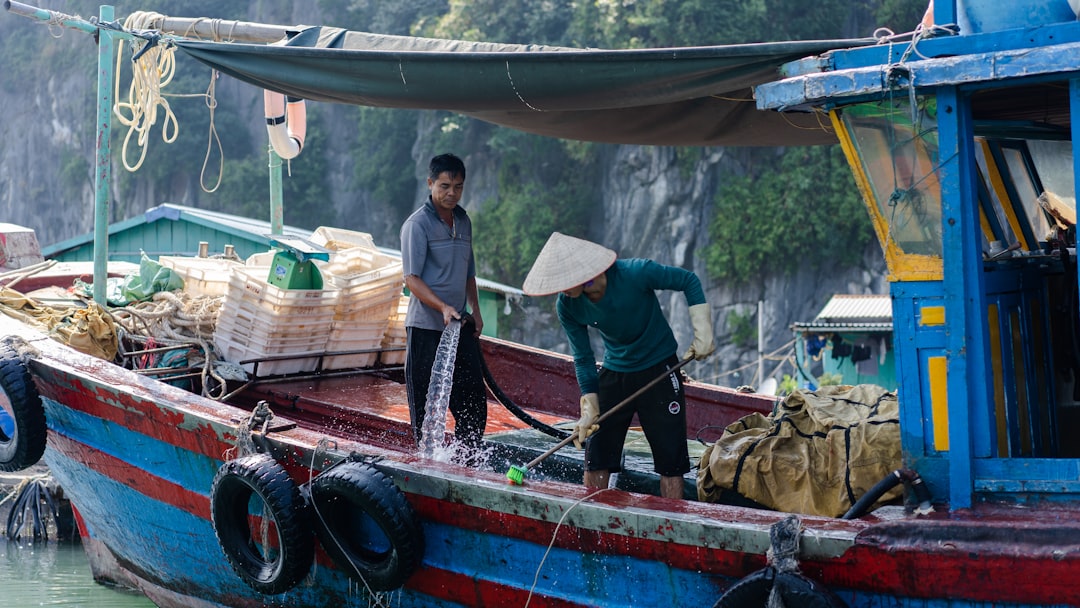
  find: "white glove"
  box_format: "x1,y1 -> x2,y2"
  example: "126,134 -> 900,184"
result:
574,393 -> 600,449
683,303 -> 715,361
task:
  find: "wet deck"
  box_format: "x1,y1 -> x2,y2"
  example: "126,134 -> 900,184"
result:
238,371 -> 704,497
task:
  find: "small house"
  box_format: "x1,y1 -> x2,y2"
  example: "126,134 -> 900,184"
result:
791,294 -> 896,391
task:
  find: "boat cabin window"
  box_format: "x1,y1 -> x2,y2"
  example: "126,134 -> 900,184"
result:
997,142 -> 1048,248
840,98 -> 942,258
1027,140 -> 1074,200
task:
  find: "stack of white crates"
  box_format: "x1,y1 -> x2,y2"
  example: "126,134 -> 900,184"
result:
213,267 -> 339,376
321,245 -> 404,370
380,294 -> 409,365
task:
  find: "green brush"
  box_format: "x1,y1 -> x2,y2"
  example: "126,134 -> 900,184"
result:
506,464 -> 528,484
505,357 -> 694,485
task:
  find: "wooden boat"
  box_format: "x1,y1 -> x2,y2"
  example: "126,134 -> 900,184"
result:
3,1 -> 1080,606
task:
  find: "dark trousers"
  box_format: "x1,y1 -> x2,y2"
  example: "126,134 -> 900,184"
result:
405,325 -> 487,450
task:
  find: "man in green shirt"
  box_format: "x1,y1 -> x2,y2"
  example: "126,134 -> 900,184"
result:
523,232 -> 714,499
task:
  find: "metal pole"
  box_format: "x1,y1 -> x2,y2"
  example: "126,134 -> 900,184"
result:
757,300 -> 764,386
268,147 -> 284,235
5,1 -> 297,43
93,4 -> 115,305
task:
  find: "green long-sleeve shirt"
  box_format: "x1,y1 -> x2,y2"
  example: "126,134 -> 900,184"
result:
556,258 -> 706,395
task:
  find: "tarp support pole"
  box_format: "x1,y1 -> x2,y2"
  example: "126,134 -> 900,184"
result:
268,147 -> 283,236
93,4 -> 115,305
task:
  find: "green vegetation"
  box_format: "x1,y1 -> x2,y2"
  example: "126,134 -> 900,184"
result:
818,372 -> 844,386
779,374 -> 798,396
472,132 -> 597,284
726,308 -> 757,349
703,146 -> 872,285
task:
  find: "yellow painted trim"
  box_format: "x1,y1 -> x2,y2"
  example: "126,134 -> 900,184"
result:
978,139 -> 1030,251
920,306 -> 945,326
928,356 -> 949,451
830,109 -> 943,282
987,304 -> 1008,455
831,111 -> 891,254
979,206 -> 994,244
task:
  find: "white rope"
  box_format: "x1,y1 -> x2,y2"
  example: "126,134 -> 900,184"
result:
524,488 -> 610,607
111,12 -> 224,187
113,12 -> 179,172
111,291 -> 229,399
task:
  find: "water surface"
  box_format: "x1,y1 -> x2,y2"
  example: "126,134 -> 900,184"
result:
1,540 -> 156,607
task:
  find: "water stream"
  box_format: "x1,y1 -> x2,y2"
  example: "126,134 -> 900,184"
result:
418,320 -> 460,461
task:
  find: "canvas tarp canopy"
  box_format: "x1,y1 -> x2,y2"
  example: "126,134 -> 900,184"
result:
174,28 -> 871,147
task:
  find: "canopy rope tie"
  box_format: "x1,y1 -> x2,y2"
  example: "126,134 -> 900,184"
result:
766,514 -> 802,608
226,400 -> 274,461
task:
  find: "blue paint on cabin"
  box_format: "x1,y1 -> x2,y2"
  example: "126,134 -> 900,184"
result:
758,1 -> 1080,510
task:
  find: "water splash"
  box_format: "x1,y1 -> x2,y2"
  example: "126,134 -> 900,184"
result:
419,320 -> 461,459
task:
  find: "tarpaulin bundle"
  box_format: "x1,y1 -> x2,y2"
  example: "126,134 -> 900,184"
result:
0,287 -> 118,361
697,384 -> 901,517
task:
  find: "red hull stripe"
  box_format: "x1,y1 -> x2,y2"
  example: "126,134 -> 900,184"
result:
50,432 -> 210,519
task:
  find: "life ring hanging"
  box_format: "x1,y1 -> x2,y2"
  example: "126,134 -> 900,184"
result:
210,453 -> 314,595
309,460 -> 424,592
0,341 -> 47,472
263,90 -> 306,160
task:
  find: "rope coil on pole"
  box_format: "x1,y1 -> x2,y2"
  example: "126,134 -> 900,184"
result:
113,11 -> 179,172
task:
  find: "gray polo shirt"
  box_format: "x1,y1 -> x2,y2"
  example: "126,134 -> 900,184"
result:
400,199 -> 476,331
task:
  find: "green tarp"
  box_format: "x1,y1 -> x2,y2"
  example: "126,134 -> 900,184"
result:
176,28 -> 870,147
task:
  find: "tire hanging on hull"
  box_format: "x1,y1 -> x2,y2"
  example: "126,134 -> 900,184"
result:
715,513 -> 848,608
309,459 -> 424,592
210,453 -> 314,595
0,341 -> 46,472
714,567 -> 848,608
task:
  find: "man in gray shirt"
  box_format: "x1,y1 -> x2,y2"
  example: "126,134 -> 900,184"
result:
400,153 -> 486,459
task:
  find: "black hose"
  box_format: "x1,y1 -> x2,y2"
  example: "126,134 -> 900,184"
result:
478,347 -> 570,441
842,468 -> 930,520
5,479 -> 60,541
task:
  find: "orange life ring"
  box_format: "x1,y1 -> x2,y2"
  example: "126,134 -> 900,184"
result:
263,90 -> 306,160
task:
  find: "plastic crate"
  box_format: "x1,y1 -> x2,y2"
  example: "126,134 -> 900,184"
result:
334,292 -> 400,324
310,226 -> 377,252
213,334 -> 323,376
228,267 -> 339,311
324,247 -> 400,277
380,348 -> 406,366
214,316 -> 332,349
159,256 -> 241,297
323,320 -> 387,369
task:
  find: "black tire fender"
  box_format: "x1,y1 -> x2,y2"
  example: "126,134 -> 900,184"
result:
714,566 -> 848,608
0,342 -> 46,472
310,460 -> 424,591
210,453 -> 314,595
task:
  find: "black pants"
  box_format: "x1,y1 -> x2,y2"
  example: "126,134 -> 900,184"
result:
404,325 -> 487,450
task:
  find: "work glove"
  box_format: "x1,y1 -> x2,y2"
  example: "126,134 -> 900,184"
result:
683,303 -> 715,361
574,393 -> 600,449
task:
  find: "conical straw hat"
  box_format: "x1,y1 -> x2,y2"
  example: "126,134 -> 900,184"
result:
522,232 -> 616,296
